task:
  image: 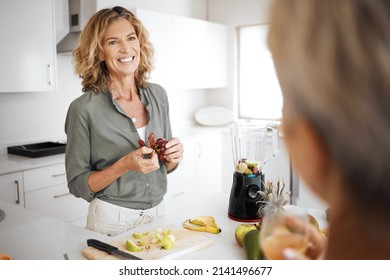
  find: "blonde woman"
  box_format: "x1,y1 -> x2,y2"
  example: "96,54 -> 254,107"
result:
65,6 -> 183,236
268,0 -> 390,259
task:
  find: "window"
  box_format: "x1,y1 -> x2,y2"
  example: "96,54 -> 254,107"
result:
237,24 -> 282,120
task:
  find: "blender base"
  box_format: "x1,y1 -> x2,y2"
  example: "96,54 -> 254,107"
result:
228,213 -> 261,223
227,172 -> 265,223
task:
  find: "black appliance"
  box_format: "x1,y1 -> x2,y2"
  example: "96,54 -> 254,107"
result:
227,122 -> 279,222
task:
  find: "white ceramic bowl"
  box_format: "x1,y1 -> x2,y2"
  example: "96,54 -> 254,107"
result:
194,106 -> 233,126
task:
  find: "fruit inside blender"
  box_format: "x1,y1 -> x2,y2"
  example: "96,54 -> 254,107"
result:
235,158 -> 261,175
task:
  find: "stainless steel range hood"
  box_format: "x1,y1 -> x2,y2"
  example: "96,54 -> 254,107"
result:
57,0 -> 97,54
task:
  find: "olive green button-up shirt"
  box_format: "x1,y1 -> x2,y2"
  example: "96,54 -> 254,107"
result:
64,83 -> 174,210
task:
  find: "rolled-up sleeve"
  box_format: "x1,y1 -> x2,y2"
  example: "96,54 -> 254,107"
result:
162,89 -> 179,174
64,99 -> 95,201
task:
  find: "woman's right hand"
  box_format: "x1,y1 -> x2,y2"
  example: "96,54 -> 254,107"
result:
122,146 -> 160,174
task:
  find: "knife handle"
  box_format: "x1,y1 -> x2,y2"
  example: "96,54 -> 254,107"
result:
87,239 -> 118,253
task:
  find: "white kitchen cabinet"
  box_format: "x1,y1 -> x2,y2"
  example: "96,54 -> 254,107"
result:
165,138 -> 197,214
134,8 -> 227,89
24,183 -> 89,223
203,21 -> 228,88
173,16 -> 227,89
195,132 -> 223,196
23,163 -> 67,192
0,172 -> 25,208
23,163 -> 88,224
0,0 -> 56,93
134,9 -> 175,89
167,138 -> 197,189
164,131 -> 223,214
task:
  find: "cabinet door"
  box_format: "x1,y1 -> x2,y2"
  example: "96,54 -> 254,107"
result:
173,17 -> 227,89
0,0 -> 56,92
134,9 -> 175,89
173,16 -> 204,89
167,138 -> 197,189
23,163 -> 89,223
201,21 -> 228,88
24,183 -> 89,222
0,172 -> 25,207
164,138 -> 197,214
134,9 -> 227,89
195,133 -> 223,196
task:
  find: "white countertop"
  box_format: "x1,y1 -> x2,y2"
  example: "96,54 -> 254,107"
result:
0,153 -> 65,175
70,193 -> 247,260
0,193 -> 327,260
0,200 -> 107,260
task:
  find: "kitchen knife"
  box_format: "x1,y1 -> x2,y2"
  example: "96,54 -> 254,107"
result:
87,239 -> 142,260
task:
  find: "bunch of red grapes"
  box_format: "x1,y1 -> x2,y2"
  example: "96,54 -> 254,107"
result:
138,132 -> 168,161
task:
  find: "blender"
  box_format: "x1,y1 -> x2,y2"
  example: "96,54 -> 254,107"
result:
228,122 -> 279,222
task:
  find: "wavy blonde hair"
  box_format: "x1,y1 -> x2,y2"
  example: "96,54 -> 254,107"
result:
72,6 -> 154,92
268,0 -> 390,211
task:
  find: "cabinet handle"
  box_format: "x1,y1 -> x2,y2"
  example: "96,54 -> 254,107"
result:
52,173 -> 66,178
172,191 -> 185,198
14,180 -> 20,204
47,64 -> 52,85
53,193 -> 71,199
197,143 -> 202,158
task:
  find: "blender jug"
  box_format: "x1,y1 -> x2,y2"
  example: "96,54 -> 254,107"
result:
228,122 -> 279,222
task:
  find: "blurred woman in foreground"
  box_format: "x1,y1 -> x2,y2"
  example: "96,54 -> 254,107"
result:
268,0 -> 390,259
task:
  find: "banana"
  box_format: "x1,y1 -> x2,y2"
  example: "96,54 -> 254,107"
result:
183,216 -> 222,234
183,220 -> 221,234
189,216 -> 215,227
188,219 -> 208,227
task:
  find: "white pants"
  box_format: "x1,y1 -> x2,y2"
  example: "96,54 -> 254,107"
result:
86,198 -> 164,236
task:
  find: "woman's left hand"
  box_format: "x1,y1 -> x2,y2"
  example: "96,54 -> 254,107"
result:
164,137 -> 184,168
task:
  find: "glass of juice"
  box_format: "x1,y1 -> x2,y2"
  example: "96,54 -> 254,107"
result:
259,205 -> 310,260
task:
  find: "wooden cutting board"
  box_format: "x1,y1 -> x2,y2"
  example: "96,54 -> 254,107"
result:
82,225 -> 214,260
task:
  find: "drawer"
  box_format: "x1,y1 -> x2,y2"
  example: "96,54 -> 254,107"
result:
23,163 -> 66,192
24,183 -> 89,222
0,171 -> 25,207
164,182 -> 194,215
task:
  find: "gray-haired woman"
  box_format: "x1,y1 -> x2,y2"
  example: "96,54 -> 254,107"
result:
268,0 -> 390,259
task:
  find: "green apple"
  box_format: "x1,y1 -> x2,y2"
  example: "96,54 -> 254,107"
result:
160,235 -> 175,250
137,239 -> 147,246
133,232 -> 143,239
234,224 -> 258,247
126,239 -> 143,252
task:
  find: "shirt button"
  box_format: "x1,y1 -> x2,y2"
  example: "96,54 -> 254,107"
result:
146,183 -> 150,187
